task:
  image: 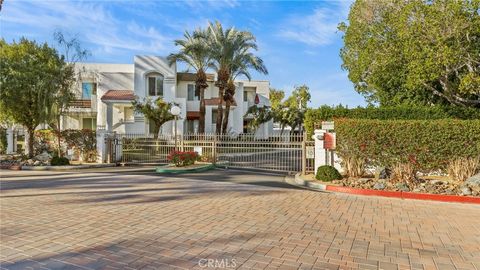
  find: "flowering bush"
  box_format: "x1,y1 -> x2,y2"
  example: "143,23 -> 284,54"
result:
167,151 -> 200,167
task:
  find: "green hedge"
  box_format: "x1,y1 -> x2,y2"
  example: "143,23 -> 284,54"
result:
335,119 -> 480,171
305,105 -> 480,136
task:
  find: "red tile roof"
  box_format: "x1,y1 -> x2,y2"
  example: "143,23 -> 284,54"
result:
204,98 -> 237,106
101,90 -> 135,101
186,111 -> 200,119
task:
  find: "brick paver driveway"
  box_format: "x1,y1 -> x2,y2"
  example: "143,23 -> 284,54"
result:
1,168 -> 479,270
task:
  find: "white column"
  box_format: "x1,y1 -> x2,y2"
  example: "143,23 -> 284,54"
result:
96,129 -> 107,163
6,128 -> 15,154
313,129 -> 327,175
106,103 -> 113,132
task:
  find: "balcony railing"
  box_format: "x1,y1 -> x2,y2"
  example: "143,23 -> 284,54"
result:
69,99 -> 92,108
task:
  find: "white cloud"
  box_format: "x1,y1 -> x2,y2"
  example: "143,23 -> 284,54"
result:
278,1 -> 352,46
182,0 -> 239,9
1,0 -> 173,60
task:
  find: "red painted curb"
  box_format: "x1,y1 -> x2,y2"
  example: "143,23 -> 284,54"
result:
325,185 -> 480,204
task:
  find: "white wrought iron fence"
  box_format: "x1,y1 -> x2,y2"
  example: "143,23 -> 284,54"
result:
109,132 -> 315,173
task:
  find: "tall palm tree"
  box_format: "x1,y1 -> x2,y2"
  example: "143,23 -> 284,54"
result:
205,21 -> 267,134
168,29 -> 212,134
222,51 -> 268,134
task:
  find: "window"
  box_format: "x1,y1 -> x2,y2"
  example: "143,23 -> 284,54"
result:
244,90 -> 255,103
212,109 -> 218,124
187,84 -> 199,101
82,117 -> 97,130
82,82 -> 97,99
147,73 -> 164,97
186,120 -> 198,133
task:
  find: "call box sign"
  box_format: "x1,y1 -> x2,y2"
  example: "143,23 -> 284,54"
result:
322,121 -> 334,130
324,132 -> 336,150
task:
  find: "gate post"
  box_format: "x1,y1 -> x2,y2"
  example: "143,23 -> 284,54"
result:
212,135 -> 217,165
301,132 -> 307,175
6,128 -> 16,154
180,134 -> 185,152
313,129 -> 327,175
96,129 -> 107,163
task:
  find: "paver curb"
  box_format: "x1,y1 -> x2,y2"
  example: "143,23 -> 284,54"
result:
20,164 -> 116,171
156,163 -> 216,174
293,173 -> 480,204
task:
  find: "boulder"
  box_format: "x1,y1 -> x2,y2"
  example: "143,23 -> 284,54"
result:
33,160 -> 41,166
34,152 -> 52,162
395,183 -> 410,192
460,186 -> 472,196
375,167 -> 391,180
465,173 -> 480,189
373,182 -> 386,190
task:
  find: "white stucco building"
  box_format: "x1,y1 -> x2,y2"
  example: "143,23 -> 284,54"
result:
63,55 -> 272,137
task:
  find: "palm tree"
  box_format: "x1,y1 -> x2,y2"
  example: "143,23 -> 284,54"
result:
168,29 -> 212,134
205,21 -> 267,134
222,51 -> 268,134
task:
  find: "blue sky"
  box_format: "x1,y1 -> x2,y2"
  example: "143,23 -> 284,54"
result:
1,0 -> 366,107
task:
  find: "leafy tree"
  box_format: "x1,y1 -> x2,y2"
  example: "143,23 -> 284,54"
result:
252,85 -> 311,134
132,98 -> 174,139
269,88 -> 285,111
204,21 -> 267,134
50,31 -> 89,157
244,105 -> 274,131
340,0 -> 480,107
168,29 -> 212,134
276,85 -> 311,133
0,38 -> 69,157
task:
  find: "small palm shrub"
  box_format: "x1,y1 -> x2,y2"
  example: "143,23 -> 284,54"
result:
342,155 -> 365,177
316,165 -> 342,181
447,157 -> 479,182
167,151 -> 200,167
391,163 -> 417,188
51,156 -> 70,166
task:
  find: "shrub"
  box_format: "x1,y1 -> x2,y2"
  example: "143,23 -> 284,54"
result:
0,128 -> 7,154
316,165 -> 342,181
51,156 -> 70,166
335,119 -> 480,175
447,157 -> 479,182
342,155 -> 365,177
167,151 -> 200,167
62,129 -> 97,162
305,105 -> 480,136
391,163 -> 418,188
34,129 -> 57,155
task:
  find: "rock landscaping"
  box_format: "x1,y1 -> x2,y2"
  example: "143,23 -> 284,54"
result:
330,173 -> 480,197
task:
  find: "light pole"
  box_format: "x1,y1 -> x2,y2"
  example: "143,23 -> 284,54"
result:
170,105 -> 181,151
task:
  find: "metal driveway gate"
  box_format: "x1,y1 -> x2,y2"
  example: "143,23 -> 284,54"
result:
113,133 -> 315,174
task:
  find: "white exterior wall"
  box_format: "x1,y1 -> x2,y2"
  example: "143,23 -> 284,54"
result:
66,57 -> 272,136
134,56 -> 181,136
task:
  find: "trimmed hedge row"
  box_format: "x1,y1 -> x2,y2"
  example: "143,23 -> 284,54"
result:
305,105 -> 480,136
335,119 -> 480,172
